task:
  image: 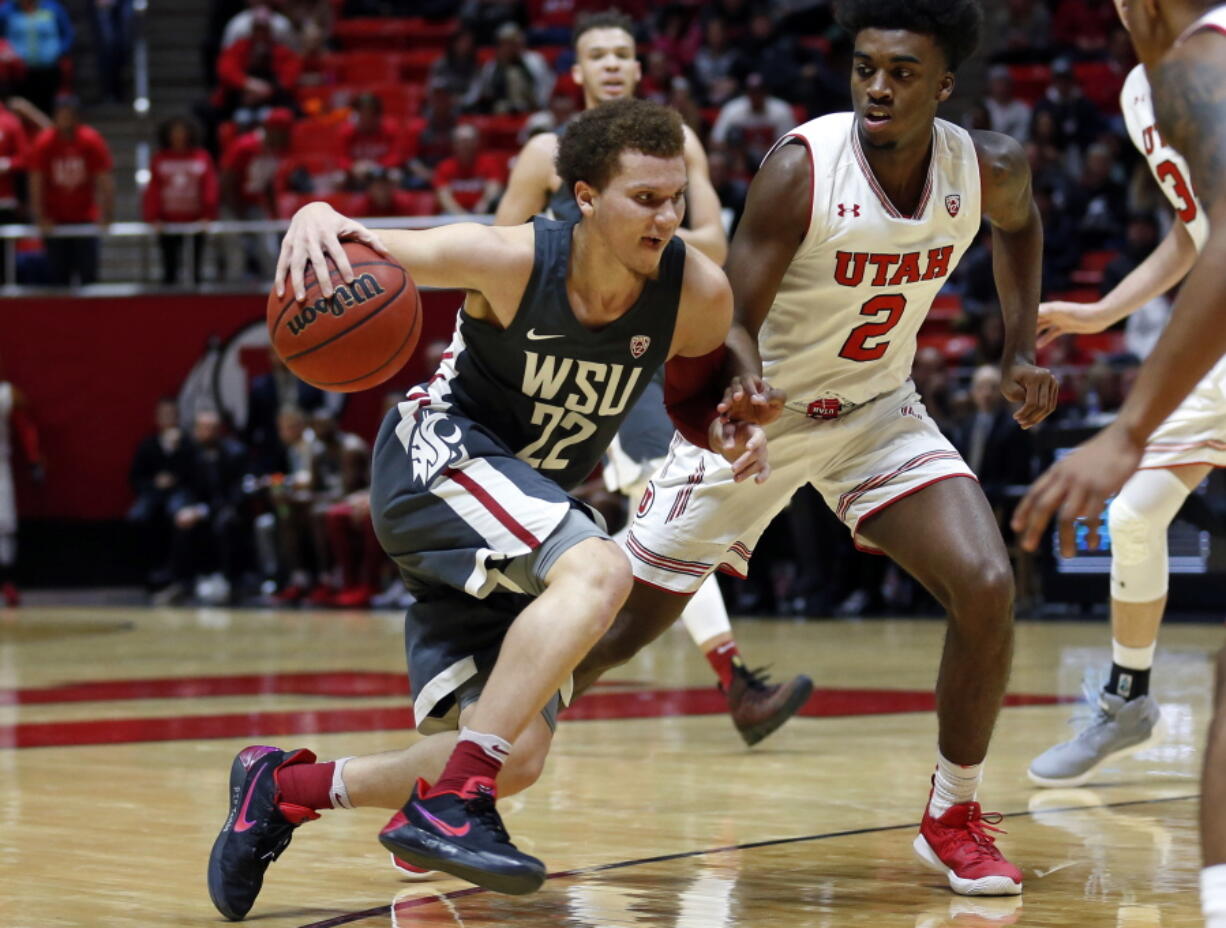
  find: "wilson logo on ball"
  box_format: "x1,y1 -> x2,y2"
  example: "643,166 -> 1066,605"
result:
285,274 -> 387,337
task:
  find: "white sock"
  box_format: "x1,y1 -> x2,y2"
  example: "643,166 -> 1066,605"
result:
329,756 -> 355,809
1202,864 -> 1226,925
458,727 -> 511,763
928,752 -> 982,819
1112,639 -> 1156,671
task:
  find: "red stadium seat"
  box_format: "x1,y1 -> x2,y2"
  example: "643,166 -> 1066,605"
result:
399,48 -> 438,83
461,114 -> 528,148
332,17 -> 418,50
1073,61 -> 1122,112
1007,64 -> 1051,106
403,18 -> 458,50
290,117 -> 346,157
336,51 -> 400,85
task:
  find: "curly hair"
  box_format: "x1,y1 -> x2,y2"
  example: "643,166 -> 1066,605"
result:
572,8 -> 636,50
556,97 -> 684,195
834,0 -> 982,72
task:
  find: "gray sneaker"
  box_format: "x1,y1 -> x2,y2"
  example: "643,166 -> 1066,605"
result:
1028,682 -> 1165,788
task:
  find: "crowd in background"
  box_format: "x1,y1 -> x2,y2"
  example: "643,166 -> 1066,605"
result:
0,0 -> 1211,610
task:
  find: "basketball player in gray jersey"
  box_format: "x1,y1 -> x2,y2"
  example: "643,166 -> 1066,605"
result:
206,99 -> 770,918
496,9 -> 814,746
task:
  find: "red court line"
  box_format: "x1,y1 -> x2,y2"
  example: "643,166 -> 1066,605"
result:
0,687 -> 1071,749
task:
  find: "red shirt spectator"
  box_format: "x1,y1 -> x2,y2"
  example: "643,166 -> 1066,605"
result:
433,152 -> 506,214
29,116 -> 112,222
339,94 -> 400,176
221,111 -> 291,212
213,14 -> 301,112
0,101 -> 28,211
144,150 -> 219,223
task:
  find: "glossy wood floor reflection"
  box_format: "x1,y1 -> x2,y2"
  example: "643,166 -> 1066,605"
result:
0,606 -> 1218,927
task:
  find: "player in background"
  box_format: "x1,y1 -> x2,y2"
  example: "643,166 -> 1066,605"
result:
206,99 -> 770,919
1009,2 -> 1226,925
0,360 -> 43,606
496,9 -> 813,746
1026,0 -> 1223,789
572,0 -> 1059,896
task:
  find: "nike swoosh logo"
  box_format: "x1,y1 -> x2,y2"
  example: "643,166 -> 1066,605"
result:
526,329 -> 564,341
234,773 -> 264,832
416,803 -> 471,838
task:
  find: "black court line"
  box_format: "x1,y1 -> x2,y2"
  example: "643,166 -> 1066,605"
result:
295,792 -> 1199,928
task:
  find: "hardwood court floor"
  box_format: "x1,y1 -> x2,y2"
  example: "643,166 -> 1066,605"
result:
0,605 -> 1218,927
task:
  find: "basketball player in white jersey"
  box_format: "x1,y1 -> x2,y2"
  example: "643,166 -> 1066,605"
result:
1026,0 -> 1223,790
573,0 -> 1059,896
1010,2 -> 1226,924
0,368 -> 43,607
495,8 -> 814,750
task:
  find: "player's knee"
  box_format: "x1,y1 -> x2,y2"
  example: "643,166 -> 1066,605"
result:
949,555 -> 1014,625
554,538 -> 633,618
1108,496 -> 1157,567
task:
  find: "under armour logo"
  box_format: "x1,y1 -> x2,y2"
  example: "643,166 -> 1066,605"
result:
837,203 -> 861,218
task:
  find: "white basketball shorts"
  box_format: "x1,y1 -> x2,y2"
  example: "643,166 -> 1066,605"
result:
1139,355 -> 1226,471
626,381 -> 976,594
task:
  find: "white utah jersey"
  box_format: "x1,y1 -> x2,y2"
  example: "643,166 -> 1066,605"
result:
757,113 -> 981,412
1120,65 -> 1209,251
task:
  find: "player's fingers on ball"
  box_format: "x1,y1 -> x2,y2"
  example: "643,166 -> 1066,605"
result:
274,244 -> 291,298
307,241 -> 333,297
755,461 -> 772,483
290,251 -> 309,302
325,237 -> 355,283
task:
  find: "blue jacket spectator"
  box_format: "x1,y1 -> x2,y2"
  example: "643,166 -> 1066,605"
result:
0,0 -> 73,114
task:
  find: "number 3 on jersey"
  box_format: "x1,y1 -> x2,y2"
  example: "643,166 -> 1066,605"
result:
838,294 -> 907,362
1154,159 -> 1198,225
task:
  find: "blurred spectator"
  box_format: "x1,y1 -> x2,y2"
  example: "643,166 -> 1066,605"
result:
0,360 -> 42,606
667,76 -> 702,136
432,123 -> 505,215
202,0 -> 246,86
985,0 -> 1052,63
951,365 -> 1034,512
214,8 -> 301,126
1104,212 -> 1171,359
692,16 -> 741,107
352,165 -> 425,216
1069,141 -> 1127,249
519,86 -> 577,143
650,6 -> 700,72
266,404 -> 317,604
221,0 -> 298,50
160,409 -> 251,606
1034,180 -> 1079,294
912,345 -> 955,434
430,28 -> 481,103
0,36 -> 26,91
283,0 -> 331,32
0,95 -> 27,269
143,116 -> 218,285
88,0 -> 133,104
525,0 -> 574,45
706,147 -> 746,237
245,345 -> 335,475
710,73 -> 795,165
1052,0 -> 1116,57
1080,355 -> 1137,426
1028,107 -> 1081,192
401,80 -> 459,190
128,396 -> 190,590
983,65 -> 1030,143
1032,57 -> 1103,153
959,312 -> 1007,370
459,0 -> 526,45
339,91 -> 399,186
738,11 -> 801,99
962,100 -> 991,132
28,98 -> 113,286
0,0 -> 73,115
637,49 -> 676,105
220,106 -> 292,276
303,409 -> 368,604
295,18 -> 336,88
470,21 -> 553,114
701,0 -> 753,40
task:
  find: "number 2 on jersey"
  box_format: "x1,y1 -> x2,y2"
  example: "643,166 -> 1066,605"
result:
838,294 -> 907,362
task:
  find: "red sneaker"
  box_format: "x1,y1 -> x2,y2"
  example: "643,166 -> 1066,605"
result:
390,853 -> 439,880
2,582 -> 18,607
306,584 -> 336,607
333,585 -> 374,609
914,795 -> 1023,896
271,584 -> 305,605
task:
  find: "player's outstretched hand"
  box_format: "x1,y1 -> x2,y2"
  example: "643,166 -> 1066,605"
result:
1036,300 -> 1111,348
717,374 -> 786,425
709,418 -> 770,484
1002,360 -> 1059,429
1011,423 -> 1143,557
275,202 -> 393,303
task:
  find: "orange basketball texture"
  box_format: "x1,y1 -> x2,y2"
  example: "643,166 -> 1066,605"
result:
266,242 -> 422,393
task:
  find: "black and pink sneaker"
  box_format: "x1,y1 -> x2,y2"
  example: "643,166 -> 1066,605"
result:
378,776 -> 546,896
207,745 -> 319,921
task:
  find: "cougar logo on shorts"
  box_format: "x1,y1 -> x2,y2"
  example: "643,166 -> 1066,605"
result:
630,335 -> 650,359
407,411 -> 466,489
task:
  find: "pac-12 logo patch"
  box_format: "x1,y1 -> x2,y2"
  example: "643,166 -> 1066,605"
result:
637,481 -> 656,517
630,335 -> 651,359
945,194 -> 961,217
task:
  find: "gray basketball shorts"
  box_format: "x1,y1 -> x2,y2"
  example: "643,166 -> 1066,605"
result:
370,404 -> 610,733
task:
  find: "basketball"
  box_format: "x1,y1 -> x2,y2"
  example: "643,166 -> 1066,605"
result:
266,241 -> 422,393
